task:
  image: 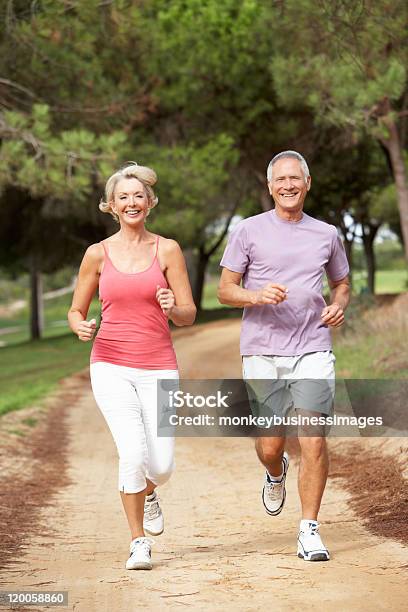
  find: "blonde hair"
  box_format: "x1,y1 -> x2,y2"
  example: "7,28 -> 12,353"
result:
99,162 -> 159,222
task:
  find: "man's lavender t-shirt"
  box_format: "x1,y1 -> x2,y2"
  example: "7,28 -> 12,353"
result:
220,209 -> 349,356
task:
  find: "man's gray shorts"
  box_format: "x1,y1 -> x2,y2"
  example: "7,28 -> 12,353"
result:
242,351 -> 336,419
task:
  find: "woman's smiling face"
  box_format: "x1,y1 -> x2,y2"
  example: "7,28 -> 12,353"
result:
111,177 -> 150,225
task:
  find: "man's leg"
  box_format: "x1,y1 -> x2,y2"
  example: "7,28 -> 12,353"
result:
243,356 -> 290,515
255,434 -> 289,516
255,435 -> 286,477
291,370 -> 333,521
289,354 -> 334,561
296,429 -> 330,561
297,435 -> 328,520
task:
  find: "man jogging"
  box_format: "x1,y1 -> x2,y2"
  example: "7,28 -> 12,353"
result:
218,151 -> 350,561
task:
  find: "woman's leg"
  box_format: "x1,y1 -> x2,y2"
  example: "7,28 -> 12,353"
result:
145,479 -> 156,496
119,491 -> 145,539
135,369 -> 179,488
90,362 -> 149,539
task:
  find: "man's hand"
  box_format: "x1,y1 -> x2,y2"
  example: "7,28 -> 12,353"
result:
254,283 -> 288,305
156,285 -> 175,317
76,318 -> 97,341
321,303 -> 344,327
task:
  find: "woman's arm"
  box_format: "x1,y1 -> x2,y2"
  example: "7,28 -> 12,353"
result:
68,243 -> 103,341
157,239 -> 196,326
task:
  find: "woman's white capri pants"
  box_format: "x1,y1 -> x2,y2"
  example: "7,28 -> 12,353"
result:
90,362 -> 179,494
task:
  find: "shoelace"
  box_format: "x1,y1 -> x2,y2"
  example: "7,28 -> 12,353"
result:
301,522 -> 321,536
308,523 -> 320,535
130,537 -> 154,556
265,478 -> 284,500
144,497 -> 161,520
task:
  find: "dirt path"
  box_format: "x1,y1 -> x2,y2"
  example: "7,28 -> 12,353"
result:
2,320 -> 407,611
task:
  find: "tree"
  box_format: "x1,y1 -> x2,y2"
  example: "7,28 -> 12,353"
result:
0,0 -> 155,131
135,135 -> 243,308
1,0 -> 270,314
308,138 -> 396,293
270,0 -> 408,261
135,0 -> 312,213
0,104 -> 126,338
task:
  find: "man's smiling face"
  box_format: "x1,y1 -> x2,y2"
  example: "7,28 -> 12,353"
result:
268,157 -> 311,214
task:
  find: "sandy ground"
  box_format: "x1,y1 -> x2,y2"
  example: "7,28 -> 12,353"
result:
1,320 -> 407,611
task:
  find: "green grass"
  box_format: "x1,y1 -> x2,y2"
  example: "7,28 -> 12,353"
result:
333,294 -> 408,378
334,338 -> 408,379
0,295 -> 101,346
202,280 -> 226,310
334,335 -> 384,378
373,269 -> 407,293
0,334 -> 92,416
22,417 -> 38,427
352,269 -> 407,294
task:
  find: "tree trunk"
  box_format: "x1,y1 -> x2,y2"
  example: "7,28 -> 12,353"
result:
339,228 -> 354,288
30,256 -> 44,340
192,201 -> 240,310
193,247 -> 210,311
260,188 -> 272,212
339,213 -> 356,288
183,247 -> 196,288
344,237 -> 354,289
253,170 -> 272,212
380,114 -> 408,262
344,238 -> 353,269
361,224 -> 379,295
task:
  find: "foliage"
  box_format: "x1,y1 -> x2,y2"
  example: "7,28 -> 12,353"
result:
0,104 -> 127,203
270,1 -> 407,139
0,0 -> 407,308
137,135 -> 239,244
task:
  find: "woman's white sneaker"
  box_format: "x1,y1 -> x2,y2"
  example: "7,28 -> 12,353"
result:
262,452 -> 289,516
126,537 -> 153,570
143,492 -> 164,536
297,521 -> 330,561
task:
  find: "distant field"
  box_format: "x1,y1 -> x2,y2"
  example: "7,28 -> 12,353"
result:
352,269 -> 407,294
206,269 -> 408,304
0,269 -> 407,346
0,295 -> 101,346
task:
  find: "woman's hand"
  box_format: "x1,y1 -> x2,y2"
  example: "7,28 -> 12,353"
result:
68,244 -> 102,339
156,286 -> 175,317
76,319 -> 97,341
155,239 -> 196,326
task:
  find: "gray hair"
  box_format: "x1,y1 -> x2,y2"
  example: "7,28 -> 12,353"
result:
266,151 -> 310,183
99,162 -> 158,222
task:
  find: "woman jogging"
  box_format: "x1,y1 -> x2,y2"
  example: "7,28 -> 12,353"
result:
68,162 -> 196,570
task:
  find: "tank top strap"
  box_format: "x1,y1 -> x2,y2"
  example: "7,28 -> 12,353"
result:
99,240 -> 111,274
155,235 -> 160,257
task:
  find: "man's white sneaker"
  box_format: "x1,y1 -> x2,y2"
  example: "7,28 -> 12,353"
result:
126,537 -> 153,570
262,451 -> 289,516
143,492 -> 164,536
297,521 -> 330,561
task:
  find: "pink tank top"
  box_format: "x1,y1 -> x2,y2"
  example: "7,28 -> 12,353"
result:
90,237 -> 178,370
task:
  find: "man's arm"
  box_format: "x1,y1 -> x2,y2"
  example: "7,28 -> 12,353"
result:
321,275 -> 351,328
217,267 -> 288,308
